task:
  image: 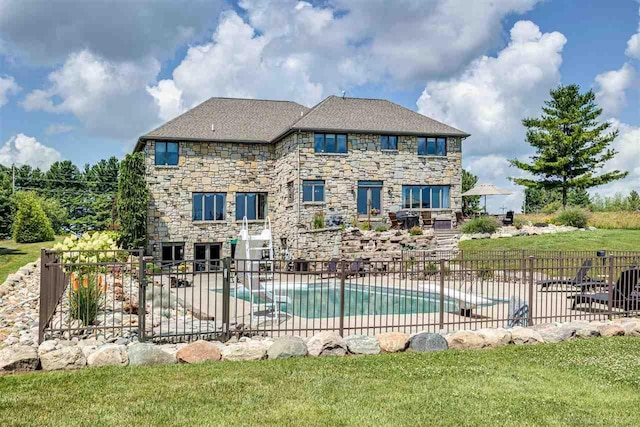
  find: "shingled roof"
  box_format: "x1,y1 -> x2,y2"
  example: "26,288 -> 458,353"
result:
136,95 -> 468,150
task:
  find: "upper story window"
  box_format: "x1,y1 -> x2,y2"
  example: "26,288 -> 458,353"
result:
402,185 -> 450,209
417,137 -> 446,156
155,142 -> 179,166
236,192 -> 267,221
302,180 -> 325,203
193,193 -> 226,221
314,133 -> 347,154
357,181 -> 383,216
381,135 -> 398,150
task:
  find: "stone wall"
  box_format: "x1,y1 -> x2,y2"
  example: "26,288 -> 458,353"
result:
144,131 -> 463,260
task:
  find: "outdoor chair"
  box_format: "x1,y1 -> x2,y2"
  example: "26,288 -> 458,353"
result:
503,210 -> 514,226
321,258 -> 340,279
569,267 -> 640,311
347,258 -> 365,278
537,259 -> 606,290
388,212 -> 401,229
420,211 -> 434,227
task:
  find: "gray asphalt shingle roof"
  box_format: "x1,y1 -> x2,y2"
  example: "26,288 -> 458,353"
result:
142,97 -> 309,143
137,95 -> 468,150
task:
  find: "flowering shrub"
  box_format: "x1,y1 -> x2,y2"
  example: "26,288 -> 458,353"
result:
53,232 -> 124,325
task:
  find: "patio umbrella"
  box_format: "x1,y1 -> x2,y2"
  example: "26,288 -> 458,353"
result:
461,183 -> 512,213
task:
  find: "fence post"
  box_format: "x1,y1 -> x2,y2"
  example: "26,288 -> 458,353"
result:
137,249 -> 146,343
38,249 -> 48,344
559,250 -> 564,279
607,255 -> 614,320
339,260 -> 346,337
439,258 -> 445,330
222,257 -> 231,341
528,256 -> 535,326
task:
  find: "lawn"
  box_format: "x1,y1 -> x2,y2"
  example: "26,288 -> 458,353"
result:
0,238 -> 61,284
459,229 -> 640,252
1,338 -> 640,426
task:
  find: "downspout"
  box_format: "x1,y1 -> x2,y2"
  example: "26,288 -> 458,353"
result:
296,131 -> 301,256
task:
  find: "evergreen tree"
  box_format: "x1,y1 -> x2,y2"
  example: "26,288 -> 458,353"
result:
462,169 -> 480,215
0,168 -> 14,238
12,191 -> 55,243
117,153 -> 148,249
510,84 -> 627,208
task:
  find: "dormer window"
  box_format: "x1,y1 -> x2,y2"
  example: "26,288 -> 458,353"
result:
381,135 -> 398,150
418,137 -> 446,156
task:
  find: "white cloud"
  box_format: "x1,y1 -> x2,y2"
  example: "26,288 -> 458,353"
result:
0,133 -> 61,170
44,124 -> 74,136
417,20 -> 566,158
593,120 -> 640,196
625,6 -> 640,60
594,63 -> 636,118
22,50 -> 161,138
0,75 -> 20,107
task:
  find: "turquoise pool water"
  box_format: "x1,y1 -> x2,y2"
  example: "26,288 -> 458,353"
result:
224,283 -> 460,319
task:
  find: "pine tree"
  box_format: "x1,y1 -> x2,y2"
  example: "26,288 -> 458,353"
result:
510,84 -> 627,208
462,169 -> 480,215
117,153 -> 148,249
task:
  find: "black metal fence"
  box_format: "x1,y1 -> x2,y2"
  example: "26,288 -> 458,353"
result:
39,250 -> 640,343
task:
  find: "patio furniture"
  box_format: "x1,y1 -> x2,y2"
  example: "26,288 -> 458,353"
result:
569,267 -> 640,311
347,258 -> 365,277
396,210 -> 419,229
388,212 -> 401,229
420,211 -> 434,226
503,210 -> 514,226
537,259 -> 605,290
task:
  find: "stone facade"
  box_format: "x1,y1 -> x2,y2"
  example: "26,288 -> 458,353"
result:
144,131 -> 462,260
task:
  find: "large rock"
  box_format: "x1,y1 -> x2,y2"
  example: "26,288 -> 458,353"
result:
267,336 -> 307,359
477,328 -> 512,348
306,332 -> 347,356
532,323 -> 576,343
0,345 -> 39,371
344,335 -> 380,355
128,343 -> 176,366
40,346 -> 86,371
376,332 -> 409,353
87,344 -> 129,367
446,331 -> 485,350
409,332 -> 448,352
598,324 -> 625,337
176,340 -> 222,363
222,340 -> 267,361
613,318 -> 640,336
511,328 -> 544,345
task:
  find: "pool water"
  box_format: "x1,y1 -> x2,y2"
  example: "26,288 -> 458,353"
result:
226,283 -> 459,319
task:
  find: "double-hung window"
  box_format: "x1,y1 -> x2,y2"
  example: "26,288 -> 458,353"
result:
314,133 -> 347,153
402,185 -> 450,209
302,180 -> 325,203
155,141 -> 179,165
381,135 -> 398,150
236,193 -> 267,221
161,243 -> 184,266
357,181 -> 383,215
417,137 -> 446,156
193,193 -> 226,221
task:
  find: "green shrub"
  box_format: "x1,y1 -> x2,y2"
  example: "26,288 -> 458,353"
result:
513,217 -> 525,230
374,225 -> 389,232
117,153 -> 148,249
69,273 -> 103,325
554,207 -> 590,228
541,201 -> 562,214
461,216 -> 499,234
312,211 -> 325,229
409,226 -> 423,236
12,191 -> 55,243
359,222 -> 372,231
39,197 -> 67,234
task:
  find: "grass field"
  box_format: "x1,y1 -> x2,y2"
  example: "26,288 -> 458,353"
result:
520,211 -> 640,230
1,338 -> 639,426
0,238 -> 61,284
459,229 -> 640,251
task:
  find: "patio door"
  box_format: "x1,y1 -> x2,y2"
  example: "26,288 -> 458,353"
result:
194,243 -> 222,272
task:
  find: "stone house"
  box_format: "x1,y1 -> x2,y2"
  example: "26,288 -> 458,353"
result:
135,96 -> 469,265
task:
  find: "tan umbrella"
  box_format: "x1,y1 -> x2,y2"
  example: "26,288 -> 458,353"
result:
461,184 -> 511,213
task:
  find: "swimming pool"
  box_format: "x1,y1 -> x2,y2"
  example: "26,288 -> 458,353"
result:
224,283 -> 462,319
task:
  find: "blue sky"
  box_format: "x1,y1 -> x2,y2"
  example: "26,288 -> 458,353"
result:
0,0 -> 639,211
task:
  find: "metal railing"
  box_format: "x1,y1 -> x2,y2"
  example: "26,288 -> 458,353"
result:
39,250 -> 640,343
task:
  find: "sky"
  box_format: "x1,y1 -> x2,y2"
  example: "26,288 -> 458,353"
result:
0,0 -> 639,212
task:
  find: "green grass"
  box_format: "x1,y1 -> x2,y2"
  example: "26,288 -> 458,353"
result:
1,338 -> 640,426
0,237 -> 61,284
459,229 -> 640,252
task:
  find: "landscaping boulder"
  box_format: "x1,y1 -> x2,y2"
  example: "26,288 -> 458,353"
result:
532,323 -> 576,343
40,346 -> 86,371
222,340 -> 267,361
38,340 -> 57,354
446,331 -> 485,350
613,318 -> 640,336
409,332 -> 448,352
267,336 -> 308,359
597,324 -> 625,337
128,343 -> 176,366
0,345 -> 39,371
307,332 -> 347,356
87,344 -> 129,367
511,328 -> 544,345
477,328 -> 512,348
376,332 -> 409,353
344,335 -> 380,355
176,340 -> 222,364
